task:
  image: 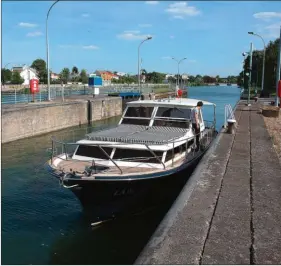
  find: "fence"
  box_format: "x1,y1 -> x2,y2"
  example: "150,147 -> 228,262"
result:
1,84 -> 173,105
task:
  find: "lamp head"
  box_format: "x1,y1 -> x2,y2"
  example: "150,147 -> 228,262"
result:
248,32 -> 254,35
147,36 -> 152,40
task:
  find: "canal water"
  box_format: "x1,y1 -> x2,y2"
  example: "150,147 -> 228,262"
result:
1,86 -> 240,265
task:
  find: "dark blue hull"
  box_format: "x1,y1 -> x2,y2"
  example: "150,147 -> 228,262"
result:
49,149 -> 205,221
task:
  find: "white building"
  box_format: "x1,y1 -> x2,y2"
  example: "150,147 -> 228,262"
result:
12,65 -> 39,85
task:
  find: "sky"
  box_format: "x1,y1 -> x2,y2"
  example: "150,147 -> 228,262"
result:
2,1 -> 281,77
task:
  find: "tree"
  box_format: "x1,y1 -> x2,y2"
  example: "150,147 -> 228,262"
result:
241,37 -> 280,94
31,58 -> 46,83
1,68 -> 12,84
72,66 -> 79,75
141,69 -> 147,75
80,69 -> 88,84
146,72 -> 166,83
11,72 -> 24,85
60,68 -> 70,84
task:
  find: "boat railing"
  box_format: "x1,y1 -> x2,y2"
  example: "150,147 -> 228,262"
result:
49,120 -> 216,174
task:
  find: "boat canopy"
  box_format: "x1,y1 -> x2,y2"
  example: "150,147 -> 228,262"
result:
126,98 -> 216,108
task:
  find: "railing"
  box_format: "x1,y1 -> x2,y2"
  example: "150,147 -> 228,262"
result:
2,84 -> 172,104
224,104 -> 236,128
49,120 -> 216,176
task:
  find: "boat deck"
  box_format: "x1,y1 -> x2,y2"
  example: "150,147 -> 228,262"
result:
54,158 -> 167,176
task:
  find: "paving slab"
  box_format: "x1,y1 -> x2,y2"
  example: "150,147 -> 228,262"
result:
135,101 -> 281,265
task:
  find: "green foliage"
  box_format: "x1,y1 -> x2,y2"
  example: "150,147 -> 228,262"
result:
242,37 -> 280,93
80,69 -> 88,84
146,72 -> 166,83
72,66 -> 79,75
11,72 -> 24,84
31,58 -> 46,83
60,68 -> 70,84
112,75 -> 137,84
1,68 -> 12,84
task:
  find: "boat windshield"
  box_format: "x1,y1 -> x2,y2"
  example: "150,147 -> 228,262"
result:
121,106 -> 153,126
153,107 -> 191,128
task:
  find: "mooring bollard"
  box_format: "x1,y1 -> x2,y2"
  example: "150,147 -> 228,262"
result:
227,119 -> 236,134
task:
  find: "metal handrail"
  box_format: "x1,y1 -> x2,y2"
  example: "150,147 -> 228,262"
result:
144,144 -> 166,169
97,145 -> 123,174
49,120 -> 216,176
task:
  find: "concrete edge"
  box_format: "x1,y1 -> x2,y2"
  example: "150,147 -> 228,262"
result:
134,100 -> 240,265
2,96 -> 122,113
134,130 -> 225,264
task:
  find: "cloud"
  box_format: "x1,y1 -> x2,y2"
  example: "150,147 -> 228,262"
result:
173,15 -> 184,20
117,31 -> 153,40
59,44 -> 99,49
26,31 -> 43,37
82,45 -> 99,50
253,12 -> 281,21
19,22 -> 38,28
145,1 -> 159,4
165,2 -> 201,19
138,24 -> 152,28
263,23 -> 281,38
82,13 -> 89,17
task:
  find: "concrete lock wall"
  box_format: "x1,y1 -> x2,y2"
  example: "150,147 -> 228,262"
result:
1,97 -> 122,144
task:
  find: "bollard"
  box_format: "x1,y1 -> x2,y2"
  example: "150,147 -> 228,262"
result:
227,119 -> 236,134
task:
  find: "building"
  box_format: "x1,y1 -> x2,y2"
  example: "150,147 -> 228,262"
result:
94,70 -> 115,85
12,65 -> 39,85
116,72 -> 127,77
51,73 -> 60,80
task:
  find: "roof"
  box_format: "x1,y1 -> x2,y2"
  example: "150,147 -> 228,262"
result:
85,124 -> 188,145
127,98 -> 216,107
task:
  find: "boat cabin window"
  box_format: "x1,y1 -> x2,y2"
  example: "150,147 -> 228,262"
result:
124,106 -> 154,118
113,148 -> 163,164
121,106 -> 153,126
156,107 -> 191,119
153,107 -> 191,128
75,145 -> 113,159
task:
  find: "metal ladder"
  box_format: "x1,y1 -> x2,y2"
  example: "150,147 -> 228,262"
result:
224,104 -> 236,128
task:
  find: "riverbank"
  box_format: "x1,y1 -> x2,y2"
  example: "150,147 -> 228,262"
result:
136,99 -> 281,265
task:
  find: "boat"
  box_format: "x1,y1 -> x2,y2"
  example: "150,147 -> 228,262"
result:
45,97 -> 218,220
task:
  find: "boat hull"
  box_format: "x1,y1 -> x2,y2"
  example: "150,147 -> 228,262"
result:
48,148 -> 206,220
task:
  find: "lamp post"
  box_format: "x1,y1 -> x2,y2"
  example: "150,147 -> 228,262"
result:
247,42 -> 253,106
248,32 -> 266,94
138,36 -> 152,95
46,0 -> 59,101
275,26 -> 281,107
242,52 -> 249,88
171,57 -> 187,95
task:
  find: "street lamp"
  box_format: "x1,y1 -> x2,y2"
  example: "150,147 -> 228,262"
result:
248,31 -> 266,94
171,57 -> 187,94
242,52 -> 249,88
138,36 -> 152,95
46,0 -> 60,101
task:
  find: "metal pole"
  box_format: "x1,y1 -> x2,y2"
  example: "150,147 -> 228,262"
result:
138,36 -> 152,96
248,42 -> 253,106
46,0 -> 59,101
248,32 -> 266,93
275,26 -> 281,107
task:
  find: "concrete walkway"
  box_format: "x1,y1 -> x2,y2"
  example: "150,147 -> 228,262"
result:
135,101 -> 281,265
